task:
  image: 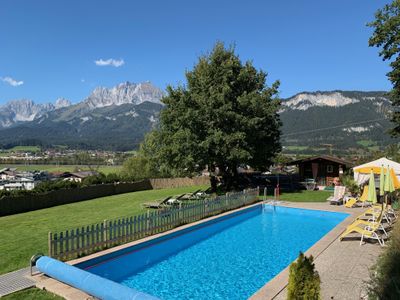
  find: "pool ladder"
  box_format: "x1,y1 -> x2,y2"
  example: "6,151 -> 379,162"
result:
262,187 -> 281,206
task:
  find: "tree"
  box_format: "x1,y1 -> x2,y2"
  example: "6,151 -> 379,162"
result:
287,252 -> 321,300
153,42 -> 281,190
369,1 -> 400,136
122,131 -> 174,180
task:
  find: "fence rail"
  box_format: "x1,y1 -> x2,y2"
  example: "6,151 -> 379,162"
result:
49,187 -> 259,260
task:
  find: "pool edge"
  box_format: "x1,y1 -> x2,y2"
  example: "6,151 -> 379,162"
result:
249,202 -> 366,300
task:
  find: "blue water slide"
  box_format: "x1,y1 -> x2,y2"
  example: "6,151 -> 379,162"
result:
36,256 -> 159,300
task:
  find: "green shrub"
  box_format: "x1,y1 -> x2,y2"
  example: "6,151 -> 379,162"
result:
287,252 -> 321,300
340,174 -> 359,196
368,220 -> 400,299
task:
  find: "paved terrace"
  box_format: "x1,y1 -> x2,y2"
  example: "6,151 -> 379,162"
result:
30,201 -> 384,300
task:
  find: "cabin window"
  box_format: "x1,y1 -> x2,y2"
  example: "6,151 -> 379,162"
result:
327,165 -> 334,173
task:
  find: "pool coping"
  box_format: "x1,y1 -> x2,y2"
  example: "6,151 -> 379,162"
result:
249,202 -> 363,300
32,201 -> 362,300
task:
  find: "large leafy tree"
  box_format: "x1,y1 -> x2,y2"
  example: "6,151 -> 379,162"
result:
147,42 -> 281,190
369,0 -> 400,135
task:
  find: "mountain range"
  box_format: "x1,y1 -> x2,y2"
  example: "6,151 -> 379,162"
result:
280,90 -> 397,154
0,82 -> 164,150
0,84 -> 397,153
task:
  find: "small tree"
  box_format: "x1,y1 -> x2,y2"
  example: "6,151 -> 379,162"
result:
287,252 -> 321,300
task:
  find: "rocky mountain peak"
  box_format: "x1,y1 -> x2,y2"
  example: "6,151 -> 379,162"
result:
281,91 -> 391,111
282,91 -> 360,110
55,98 -> 72,109
84,81 -> 164,109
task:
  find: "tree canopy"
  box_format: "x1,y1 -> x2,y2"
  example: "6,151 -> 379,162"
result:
141,42 -> 281,189
369,0 -> 400,135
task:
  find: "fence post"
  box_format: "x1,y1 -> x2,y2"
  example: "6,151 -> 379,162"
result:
102,219 -> 107,247
48,232 -> 53,257
147,210 -> 150,234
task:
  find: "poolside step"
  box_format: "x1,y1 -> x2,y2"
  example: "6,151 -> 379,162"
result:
0,267 -> 35,297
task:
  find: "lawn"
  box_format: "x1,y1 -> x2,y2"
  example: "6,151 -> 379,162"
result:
7,146 -> 42,153
2,288 -> 63,300
285,145 -> 309,151
0,164 -> 122,174
0,184 -> 209,275
277,190 -> 332,202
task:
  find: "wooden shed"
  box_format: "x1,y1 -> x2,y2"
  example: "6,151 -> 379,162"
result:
287,155 -> 353,186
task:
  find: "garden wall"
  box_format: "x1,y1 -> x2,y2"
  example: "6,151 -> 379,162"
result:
0,176 -> 210,216
149,176 -> 210,189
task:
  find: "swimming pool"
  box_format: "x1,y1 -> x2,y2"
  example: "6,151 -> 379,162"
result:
77,205 -> 348,300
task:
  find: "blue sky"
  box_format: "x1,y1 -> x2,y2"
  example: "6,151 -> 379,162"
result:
0,0 -> 393,104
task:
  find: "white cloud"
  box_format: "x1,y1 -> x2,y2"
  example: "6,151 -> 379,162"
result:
1,76 -> 24,86
94,58 -> 125,67
81,78 -> 85,83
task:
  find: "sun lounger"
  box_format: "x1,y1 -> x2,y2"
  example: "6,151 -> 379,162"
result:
344,197 -> 358,208
358,185 -> 371,207
328,186 -> 346,205
143,196 -> 174,209
340,209 -> 385,246
357,203 -> 393,224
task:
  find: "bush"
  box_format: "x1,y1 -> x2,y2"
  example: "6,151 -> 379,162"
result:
287,252 -> 321,300
340,174 -> 359,196
368,219 -> 400,299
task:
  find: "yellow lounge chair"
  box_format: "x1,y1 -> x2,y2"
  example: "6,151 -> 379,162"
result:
358,185 -> 371,207
345,216 -> 388,238
344,197 -> 358,208
357,203 -> 393,224
340,210 -> 385,246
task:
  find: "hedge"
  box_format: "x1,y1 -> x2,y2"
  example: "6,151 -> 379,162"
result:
0,176 -> 210,216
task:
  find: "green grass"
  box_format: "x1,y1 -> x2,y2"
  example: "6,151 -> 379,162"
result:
357,139 -> 377,147
0,185 -> 209,275
2,288 -> 63,300
368,146 -> 380,152
6,146 -> 41,153
285,146 -> 309,151
0,164 -> 122,174
277,190 -> 332,202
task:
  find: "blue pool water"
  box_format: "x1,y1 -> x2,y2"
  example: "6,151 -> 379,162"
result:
81,205 -> 348,300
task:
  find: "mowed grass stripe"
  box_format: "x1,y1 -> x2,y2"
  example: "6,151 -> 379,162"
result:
0,185 -> 209,275
0,164 -> 122,174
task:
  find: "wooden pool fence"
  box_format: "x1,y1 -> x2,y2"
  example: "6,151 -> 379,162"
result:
48,187 -> 259,260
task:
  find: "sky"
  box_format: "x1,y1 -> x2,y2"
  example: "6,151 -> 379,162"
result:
0,0 -> 393,104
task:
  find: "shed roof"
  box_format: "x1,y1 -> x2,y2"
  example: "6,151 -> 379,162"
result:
287,155 -> 353,167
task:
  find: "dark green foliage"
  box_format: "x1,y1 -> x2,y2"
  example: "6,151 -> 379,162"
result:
121,130 -> 175,180
369,1 -> 400,136
340,174 -> 360,195
287,252 -> 321,300
368,219 -> 400,299
148,42 -> 281,189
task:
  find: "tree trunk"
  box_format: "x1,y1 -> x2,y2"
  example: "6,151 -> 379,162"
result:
210,175 -> 218,193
